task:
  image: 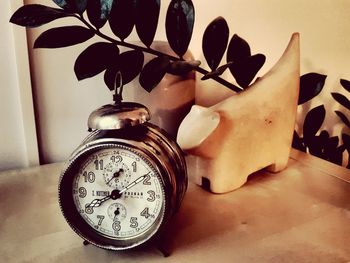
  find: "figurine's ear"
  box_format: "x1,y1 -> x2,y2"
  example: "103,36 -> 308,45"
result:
177,105 -> 220,150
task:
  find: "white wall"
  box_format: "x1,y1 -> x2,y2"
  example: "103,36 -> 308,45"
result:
22,0 -> 350,164
25,0 -> 112,164
0,0 -> 38,171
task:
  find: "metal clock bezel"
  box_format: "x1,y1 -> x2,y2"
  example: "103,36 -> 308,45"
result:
58,141 -> 171,250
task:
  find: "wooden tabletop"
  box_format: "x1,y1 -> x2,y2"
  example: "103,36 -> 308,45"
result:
1,149 -> 350,262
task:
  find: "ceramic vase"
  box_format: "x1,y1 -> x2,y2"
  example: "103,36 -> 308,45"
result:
125,41 -> 196,138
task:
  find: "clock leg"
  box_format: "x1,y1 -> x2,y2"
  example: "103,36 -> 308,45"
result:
83,240 -> 90,246
157,244 -> 170,257
156,233 -> 172,257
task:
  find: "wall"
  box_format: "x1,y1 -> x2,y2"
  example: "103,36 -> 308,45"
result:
0,0 -> 38,171
22,0 -> 350,164
25,0 -> 112,163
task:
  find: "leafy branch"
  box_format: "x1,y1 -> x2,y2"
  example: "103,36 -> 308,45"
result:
11,1 -> 350,169
10,0 -> 266,95
293,73 -> 350,167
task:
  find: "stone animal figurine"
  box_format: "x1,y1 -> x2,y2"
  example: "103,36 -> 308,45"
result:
177,33 -> 300,193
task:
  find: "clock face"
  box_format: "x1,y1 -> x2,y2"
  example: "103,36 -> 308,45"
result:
71,145 -> 165,241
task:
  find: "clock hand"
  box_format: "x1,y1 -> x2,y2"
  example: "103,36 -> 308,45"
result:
86,195 -> 111,208
118,172 -> 150,194
107,168 -> 124,185
113,208 -> 120,221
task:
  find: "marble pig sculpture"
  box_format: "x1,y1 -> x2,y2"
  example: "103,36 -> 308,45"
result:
177,33 -> 300,193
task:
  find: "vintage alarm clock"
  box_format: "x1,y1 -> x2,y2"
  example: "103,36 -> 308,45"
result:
58,77 -> 187,251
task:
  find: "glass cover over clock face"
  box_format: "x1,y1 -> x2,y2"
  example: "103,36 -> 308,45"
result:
71,146 -> 165,241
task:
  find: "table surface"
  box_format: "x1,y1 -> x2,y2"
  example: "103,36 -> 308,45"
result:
1,149 -> 350,263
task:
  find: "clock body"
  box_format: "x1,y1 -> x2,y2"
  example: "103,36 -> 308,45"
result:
58,123 -> 187,250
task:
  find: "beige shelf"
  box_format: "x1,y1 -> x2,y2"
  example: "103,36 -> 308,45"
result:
0,149 -> 349,262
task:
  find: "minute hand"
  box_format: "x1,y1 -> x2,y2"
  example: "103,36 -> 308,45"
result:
119,173 -> 150,194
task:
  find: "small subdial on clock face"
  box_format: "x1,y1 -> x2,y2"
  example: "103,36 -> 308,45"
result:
103,162 -> 132,189
107,203 -> 127,222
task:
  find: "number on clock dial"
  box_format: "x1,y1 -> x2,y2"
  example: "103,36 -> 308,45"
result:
78,187 -> 87,198
94,159 -> 103,170
82,171 -> 95,183
72,147 -> 164,239
97,215 -> 105,226
140,207 -> 151,219
143,173 -> 151,185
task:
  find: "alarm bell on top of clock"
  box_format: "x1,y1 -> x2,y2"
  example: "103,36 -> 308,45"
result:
58,72 -> 187,251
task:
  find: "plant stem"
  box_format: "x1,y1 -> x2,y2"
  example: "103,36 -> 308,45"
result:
76,14 -> 243,93
195,67 -> 242,92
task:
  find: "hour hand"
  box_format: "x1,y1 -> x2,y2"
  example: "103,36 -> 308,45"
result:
86,196 -> 110,208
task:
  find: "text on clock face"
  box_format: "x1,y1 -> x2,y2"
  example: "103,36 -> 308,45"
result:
72,147 -> 165,239
77,190 -> 148,198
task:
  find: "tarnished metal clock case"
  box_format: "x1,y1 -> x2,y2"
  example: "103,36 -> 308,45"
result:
87,102 -> 150,130
59,102 -> 187,250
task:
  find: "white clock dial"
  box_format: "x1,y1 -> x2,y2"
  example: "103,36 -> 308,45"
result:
72,146 -> 165,240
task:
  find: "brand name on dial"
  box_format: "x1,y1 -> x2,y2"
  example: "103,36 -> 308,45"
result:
124,192 -> 144,197
91,191 -> 144,198
92,191 -> 109,197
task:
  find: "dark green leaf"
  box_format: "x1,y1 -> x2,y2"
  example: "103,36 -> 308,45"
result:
328,146 -> 344,166
307,136 -> 324,159
342,133 -> 350,149
338,144 -> 347,153
330,146 -> 345,165
298,73 -> 326,105
104,62 -> 120,91
340,79 -> 350,93
326,136 -> 339,150
202,17 -> 229,71
346,148 -> 350,168
10,4 -> 72,27
229,54 -> 265,88
226,34 -> 251,63
167,60 -> 200,75
52,0 -> 67,8
165,0 -> 194,58
108,0 -> 136,41
105,50 -> 144,89
75,0 -> 88,13
135,0 -> 160,47
292,130 -> 306,152
34,26 -> 94,48
53,0 -> 87,13
139,56 -> 170,92
303,105 -> 325,140
201,62 -> 232,80
332,92 -> 350,111
87,0 -> 113,29
74,42 -> 119,80
324,136 -> 344,166
119,50 -> 144,84
335,111 -> 350,129
306,130 -> 331,159
319,130 -> 330,144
